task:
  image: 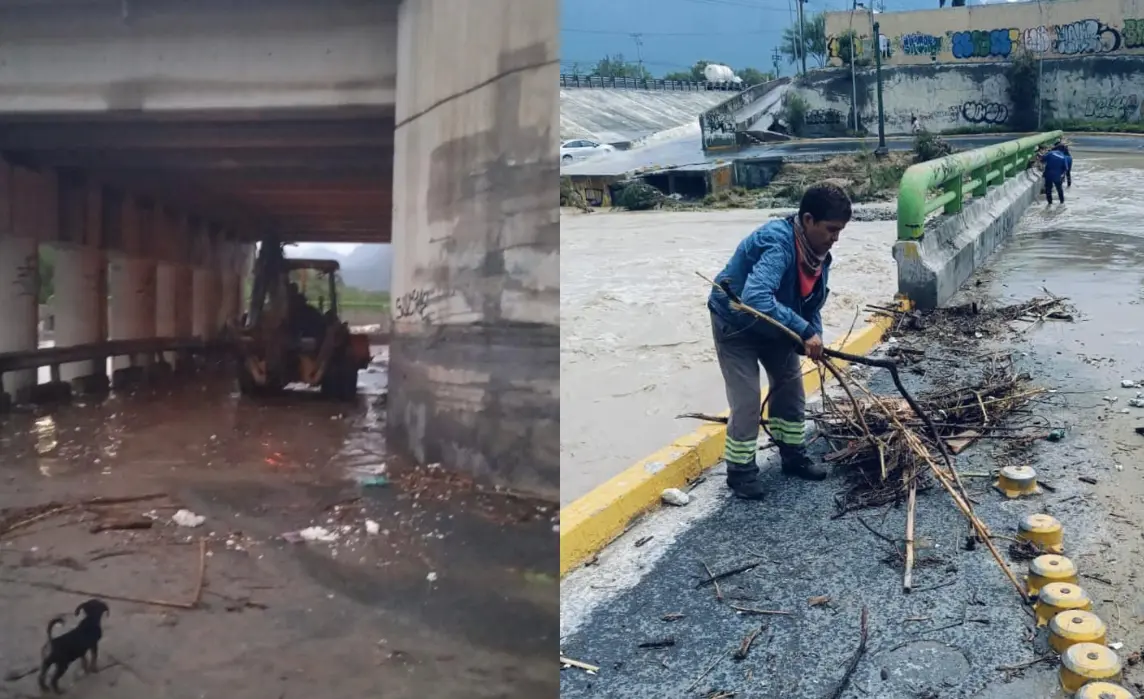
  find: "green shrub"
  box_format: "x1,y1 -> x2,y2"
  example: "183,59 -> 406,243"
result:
780,92 -> 809,137
616,181 -> 664,211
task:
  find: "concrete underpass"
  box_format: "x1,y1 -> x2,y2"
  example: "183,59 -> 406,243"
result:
0,1 -> 558,696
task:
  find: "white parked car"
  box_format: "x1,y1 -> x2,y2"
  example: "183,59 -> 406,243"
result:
560,139 -> 615,165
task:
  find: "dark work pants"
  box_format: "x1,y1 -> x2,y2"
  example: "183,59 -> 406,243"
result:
711,311 -> 805,468
1044,176 -> 1064,204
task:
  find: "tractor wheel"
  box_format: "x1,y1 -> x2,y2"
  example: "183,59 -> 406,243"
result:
237,359 -> 282,397
320,358 -> 359,401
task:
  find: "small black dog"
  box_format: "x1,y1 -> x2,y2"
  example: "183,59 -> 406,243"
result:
38,599 -> 109,693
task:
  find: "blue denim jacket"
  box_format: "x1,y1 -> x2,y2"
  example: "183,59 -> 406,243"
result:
707,216 -> 831,343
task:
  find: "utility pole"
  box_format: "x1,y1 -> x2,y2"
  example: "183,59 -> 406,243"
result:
796,0 -> 808,75
850,0 -> 859,131
772,46 -> 782,78
873,20 -> 887,154
630,33 -> 645,77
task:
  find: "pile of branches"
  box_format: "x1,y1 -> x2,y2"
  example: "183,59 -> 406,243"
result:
867,294 -> 1074,341
814,357 -> 1045,516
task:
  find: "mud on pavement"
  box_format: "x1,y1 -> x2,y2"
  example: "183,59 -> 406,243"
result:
0,363 -> 557,699
560,203 -> 1144,698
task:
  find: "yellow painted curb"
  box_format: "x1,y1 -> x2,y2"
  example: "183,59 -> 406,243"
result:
559,310 -> 899,577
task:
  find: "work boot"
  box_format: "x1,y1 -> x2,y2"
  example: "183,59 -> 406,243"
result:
725,461 -> 766,500
779,445 -> 828,481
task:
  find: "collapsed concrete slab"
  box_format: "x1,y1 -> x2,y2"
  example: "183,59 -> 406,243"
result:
893,169 -> 1041,310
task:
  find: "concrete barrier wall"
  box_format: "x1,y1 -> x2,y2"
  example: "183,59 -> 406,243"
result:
796,55 -> 1144,136
700,77 -> 790,150
894,169 -> 1041,309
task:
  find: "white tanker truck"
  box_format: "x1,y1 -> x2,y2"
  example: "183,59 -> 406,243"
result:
703,63 -> 741,85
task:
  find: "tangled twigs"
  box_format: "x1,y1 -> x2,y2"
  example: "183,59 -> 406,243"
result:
700,274 -> 1029,602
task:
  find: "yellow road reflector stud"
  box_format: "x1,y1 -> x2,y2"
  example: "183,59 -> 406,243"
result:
1017,513 -> 1064,553
1075,681 -> 1136,699
1060,643 -> 1122,693
994,465 -> 1040,498
1049,610 -> 1108,654
1027,554 -> 1078,596
1035,582 -> 1093,626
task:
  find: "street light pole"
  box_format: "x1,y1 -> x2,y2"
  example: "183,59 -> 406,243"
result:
796,0 -> 808,75
850,0 -> 859,132
873,20 -> 887,154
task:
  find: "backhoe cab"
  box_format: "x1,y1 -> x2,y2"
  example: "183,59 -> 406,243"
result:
236,240 -> 370,399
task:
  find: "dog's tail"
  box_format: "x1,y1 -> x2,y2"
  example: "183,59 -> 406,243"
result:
45,616 -> 65,640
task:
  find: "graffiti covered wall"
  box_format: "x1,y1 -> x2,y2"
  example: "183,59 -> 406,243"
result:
825,0 -> 1144,67
795,56 -> 1144,136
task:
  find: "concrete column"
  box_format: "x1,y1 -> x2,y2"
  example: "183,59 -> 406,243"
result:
217,242 -> 237,330
53,245 -> 106,383
192,267 -> 219,339
0,234 -> 39,402
173,265 -> 194,337
155,261 -> 178,360
108,254 -> 157,371
387,0 -> 559,499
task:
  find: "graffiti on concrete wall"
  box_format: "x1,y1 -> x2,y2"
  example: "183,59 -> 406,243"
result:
12,252 -> 37,299
394,287 -> 456,324
951,28 -> 1015,59
959,100 -> 1009,125
900,32 -> 943,56
827,11 -> 1144,65
1083,94 -> 1140,120
806,108 -> 844,126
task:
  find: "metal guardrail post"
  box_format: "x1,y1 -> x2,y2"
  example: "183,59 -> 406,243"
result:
896,130 -> 1063,241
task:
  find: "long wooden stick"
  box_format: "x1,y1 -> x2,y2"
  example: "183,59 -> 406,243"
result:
903,473 -> 917,593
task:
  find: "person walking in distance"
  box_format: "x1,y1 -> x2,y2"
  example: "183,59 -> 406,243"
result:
706,183 -> 851,500
1041,142 -> 1072,205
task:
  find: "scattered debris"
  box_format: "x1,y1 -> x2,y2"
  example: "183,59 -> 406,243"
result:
728,605 -> 792,616
732,625 -> 764,661
1079,476 -> 1098,485
90,518 -> 153,534
172,509 -> 205,528
1047,428 -> 1066,442
808,595 -> 832,607
1122,380 -> 1138,388
281,526 -> 337,543
695,560 -> 762,589
637,637 -> 676,649
661,488 -> 691,506
824,607 -> 869,699
560,656 -> 599,674
634,535 -> 654,547
662,612 -> 685,622
426,571 -> 438,583
364,519 -> 380,535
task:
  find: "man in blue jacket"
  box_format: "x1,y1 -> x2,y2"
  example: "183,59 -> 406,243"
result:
707,183 -> 851,500
1041,143 -> 1072,204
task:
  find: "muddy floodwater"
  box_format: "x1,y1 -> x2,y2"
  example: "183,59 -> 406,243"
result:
560,209 -> 898,504
0,352 -> 557,698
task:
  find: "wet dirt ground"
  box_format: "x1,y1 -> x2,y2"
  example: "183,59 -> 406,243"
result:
559,154 -> 1144,698
0,351 -> 558,699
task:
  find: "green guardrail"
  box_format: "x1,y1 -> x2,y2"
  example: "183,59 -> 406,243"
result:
897,130 -> 1063,241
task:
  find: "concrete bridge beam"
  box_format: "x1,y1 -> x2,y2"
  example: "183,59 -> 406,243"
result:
386,0 -> 559,499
